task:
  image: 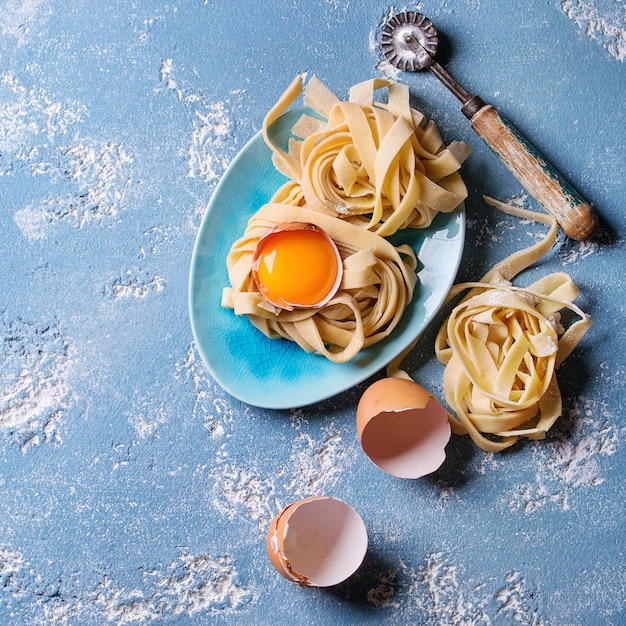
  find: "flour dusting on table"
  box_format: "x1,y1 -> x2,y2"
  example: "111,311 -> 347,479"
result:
93,552 -> 253,622
208,458 -> 279,530
286,417 -> 353,497
0,317 -> 74,451
160,59 -> 238,183
0,0 -> 51,46
561,0 -> 626,61
508,394 -> 620,514
175,343 -> 236,439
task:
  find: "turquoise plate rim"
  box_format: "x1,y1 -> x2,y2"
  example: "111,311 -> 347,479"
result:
188,107 -> 465,409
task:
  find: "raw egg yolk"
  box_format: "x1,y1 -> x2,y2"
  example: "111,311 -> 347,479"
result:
255,228 -> 340,308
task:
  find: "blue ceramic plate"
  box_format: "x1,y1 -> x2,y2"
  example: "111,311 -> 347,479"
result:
189,108 -> 465,409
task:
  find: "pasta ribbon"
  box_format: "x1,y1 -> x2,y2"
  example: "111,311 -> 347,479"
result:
262,75 -> 471,236
431,198 -> 591,451
222,203 -> 417,363
385,197 -> 591,451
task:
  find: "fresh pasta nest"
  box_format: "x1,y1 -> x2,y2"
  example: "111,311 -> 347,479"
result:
433,199 -> 592,451
435,276 -> 590,451
385,198 -> 592,452
222,203 -> 417,363
263,75 -> 471,236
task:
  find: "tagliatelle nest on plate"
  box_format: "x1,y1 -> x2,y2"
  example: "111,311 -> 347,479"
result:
222,203 -> 417,363
262,75 -> 471,236
389,197 -> 592,452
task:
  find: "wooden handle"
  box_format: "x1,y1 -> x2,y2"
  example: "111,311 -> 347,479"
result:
469,105 -> 598,241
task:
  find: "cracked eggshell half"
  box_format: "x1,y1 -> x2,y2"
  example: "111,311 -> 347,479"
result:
266,496 -> 368,587
356,377 -> 451,479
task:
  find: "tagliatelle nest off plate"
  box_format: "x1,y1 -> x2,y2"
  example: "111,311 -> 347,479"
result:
389,198 -> 592,452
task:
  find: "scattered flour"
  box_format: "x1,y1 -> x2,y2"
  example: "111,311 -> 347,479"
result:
0,545 -> 25,586
558,237 -> 601,264
369,7 -> 403,79
140,224 -> 182,257
207,459 -> 279,530
476,451 -> 500,476
199,395 -> 235,440
2,545 -> 253,624
323,0 -> 350,10
508,396 -> 620,513
0,0 -> 51,46
1,72 -> 134,238
376,56 -> 403,80
0,317 -> 74,451
495,570 -> 546,625
387,553 -> 547,624
126,400 -> 167,440
285,414 -> 352,497
399,553 -> 491,624
13,140 -> 134,239
176,350 -> 351,525
366,569 -> 400,609
175,343 -> 235,439
561,0 -> 626,62
159,59 -> 237,183
61,142 -> 133,221
187,102 -> 233,181
104,268 -> 166,300
159,59 -> 181,100
93,551 -> 253,623
0,71 -> 86,164
36,601 -> 80,626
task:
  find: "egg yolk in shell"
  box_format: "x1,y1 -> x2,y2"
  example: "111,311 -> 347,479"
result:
253,225 -> 341,309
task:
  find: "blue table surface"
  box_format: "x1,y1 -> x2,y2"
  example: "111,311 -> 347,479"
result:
1,1 -> 625,624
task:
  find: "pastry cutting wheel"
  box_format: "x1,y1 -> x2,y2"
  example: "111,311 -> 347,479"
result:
382,11 -> 598,241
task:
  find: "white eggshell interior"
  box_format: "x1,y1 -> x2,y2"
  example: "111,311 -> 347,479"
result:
282,497 -> 368,587
359,400 -> 451,479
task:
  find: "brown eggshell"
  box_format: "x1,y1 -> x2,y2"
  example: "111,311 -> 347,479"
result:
265,496 -> 368,587
266,500 -> 302,584
356,377 -> 451,479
